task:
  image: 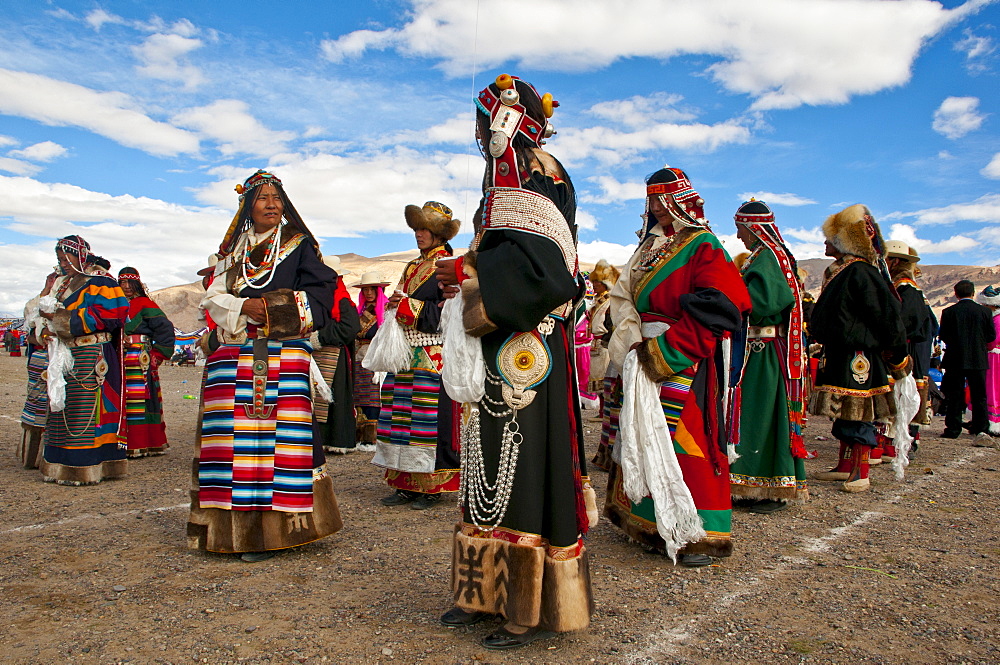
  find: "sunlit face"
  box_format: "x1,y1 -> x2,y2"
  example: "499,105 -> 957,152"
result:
593,281 -> 608,296
121,280 -> 136,299
251,183 -> 284,233
648,196 -> 672,228
736,224 -> 755,250
414,228 -> 440,252
361,285 -> 379,303
56,249 -> 80,275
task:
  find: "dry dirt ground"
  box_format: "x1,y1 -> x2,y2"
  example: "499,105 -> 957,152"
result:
1,354 -> 998,665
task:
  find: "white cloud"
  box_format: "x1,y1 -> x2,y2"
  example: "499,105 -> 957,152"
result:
172,100 -> 295,157
888,223 -> 978,254
932,96 -> 985,139
587,94 -> 696,128
577,239 -> 636,266
132,32 -> 205,88
0,135 -> 17,148
0,68 -> 200,156
982,152 -> 1000,179
84,9 -> 127,31
575,209 -> 598,231
954,28 -> 996,73
0,157 -> 41,176
737,191 -> 817,207
321,0 -> 983,109
9,141 -> 67,162
580,175 -> 646,204
886,193 -> 1000,226
557,120 -> 750,166
191,149 -> 482,238
386,112 -> 475,146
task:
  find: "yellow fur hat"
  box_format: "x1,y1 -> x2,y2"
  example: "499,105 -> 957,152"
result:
732,251 -> 750,270
589,258 -> 621,289
404,201 -> 460,242
821,204 -> 885,264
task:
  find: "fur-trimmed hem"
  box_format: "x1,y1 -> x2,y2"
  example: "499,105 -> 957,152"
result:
451,525 -> 593,632
809,389 -> 895,422
261,288 -> 303,339
187,474 -> 343,553
19,425 -> 44,469
582,479 -> 599,529
731,484 -> 809,504
460,278 -> 497,337
604,501 -> 733,558
39,458 -> 127,484
126,446 -> 168,458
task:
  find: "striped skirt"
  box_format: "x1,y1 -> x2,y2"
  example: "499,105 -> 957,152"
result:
121,344 -> 167,453
199,339 -> 316,512
21,347 -> 48,429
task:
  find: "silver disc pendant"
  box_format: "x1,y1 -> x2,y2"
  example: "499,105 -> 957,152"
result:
488,131 -> 508,158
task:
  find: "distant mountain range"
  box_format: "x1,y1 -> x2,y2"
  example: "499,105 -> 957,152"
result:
148,251 -> 999,332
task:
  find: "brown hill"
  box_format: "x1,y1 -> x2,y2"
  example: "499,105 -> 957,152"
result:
798,258 -> 1000,316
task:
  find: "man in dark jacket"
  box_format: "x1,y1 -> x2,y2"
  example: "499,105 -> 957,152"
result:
939,279 -> 996,438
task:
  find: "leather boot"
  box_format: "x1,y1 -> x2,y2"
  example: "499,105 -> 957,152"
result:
814,441 -> 852,480
841,444 -> 871,492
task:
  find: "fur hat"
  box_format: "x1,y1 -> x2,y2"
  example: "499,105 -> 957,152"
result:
404,201 -> 460,242
822,204 -> 885,264
732,251 -> 751,270
885,239 -> 920,263
589,258 -> 620,289
978,285 -> 1000,308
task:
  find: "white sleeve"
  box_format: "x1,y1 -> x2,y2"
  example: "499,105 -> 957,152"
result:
200,265 -> 248,335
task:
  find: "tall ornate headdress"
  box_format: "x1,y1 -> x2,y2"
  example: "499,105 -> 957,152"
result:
476,74 -> 558,188
55,235 -> 92,274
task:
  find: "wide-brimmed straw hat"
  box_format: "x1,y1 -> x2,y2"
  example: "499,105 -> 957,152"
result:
322,255 -> 352,275
354,271 -> 391,288
197,253 -> 220,276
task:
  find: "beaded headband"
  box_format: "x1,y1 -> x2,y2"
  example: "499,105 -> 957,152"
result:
734,199 -> 775,226
235,170 -> 282,202
645,168 -> 707,229
56,235 -> 90,259
118,271 -> 141,281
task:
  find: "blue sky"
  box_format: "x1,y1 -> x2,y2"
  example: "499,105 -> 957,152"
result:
0,0 -> 998,312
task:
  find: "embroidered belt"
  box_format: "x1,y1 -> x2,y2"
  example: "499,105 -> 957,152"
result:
641,321 -> 671,338
404,328 -> 443,347
747,324 -> 787,339
127,334 -> 150,343
68,332 -> 112,347
244,338 -> 275,420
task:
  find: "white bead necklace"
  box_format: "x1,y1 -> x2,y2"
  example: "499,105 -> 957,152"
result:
241,223 -> 283,290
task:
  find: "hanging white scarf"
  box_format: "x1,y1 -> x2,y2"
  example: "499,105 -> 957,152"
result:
617,348 -> 706,561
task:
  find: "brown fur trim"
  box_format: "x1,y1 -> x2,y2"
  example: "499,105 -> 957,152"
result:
582,480 -> 599,529
635,337 -> 674,383
40,458 -> 127,485
679,536 -> 733,558
809,389 -> 896,422
888,356 -> 912,380
49,308 -> 74,340
822,204 -> 882,263
19,425 -> 43,469
404,204 -> 460,241
451,526 -> 592,632
460,278 -> 497,337
462,250 -> 478,278
356,415 -> 377,443
187,474 -> 343,553
261,288 -> 302,339
731,484 -> 800,501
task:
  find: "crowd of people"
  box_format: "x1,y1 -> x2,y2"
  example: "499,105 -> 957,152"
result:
12,73 -> 999,651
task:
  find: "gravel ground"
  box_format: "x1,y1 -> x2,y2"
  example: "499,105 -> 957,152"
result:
1,354 -> 998,665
